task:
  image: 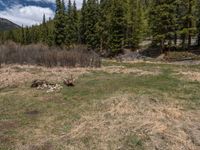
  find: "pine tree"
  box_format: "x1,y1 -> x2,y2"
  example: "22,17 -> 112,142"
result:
65,0 -> 72,46
196,0 -> 200,46
109,0 -> 125,55
80,0 -> 87,44
186,0 -> 196,48
97,0 -> 112,52
149,0 -> 176,51
25,26 -> 31,44
21,25 -> 25,44
176,0 -> 197,49
41,14 -> 49,44
84,0 -> 100,49
65,0 -> 78,46
126,0 -> 144,49
54,0 -> 66,46
72,1 -> 79,43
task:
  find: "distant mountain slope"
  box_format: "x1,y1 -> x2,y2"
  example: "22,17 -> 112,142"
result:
0,18 -> 20,31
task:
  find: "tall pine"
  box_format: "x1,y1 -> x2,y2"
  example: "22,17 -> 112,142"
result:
109,0 -> 125,55
80,0 -> 87,44
54,0 -> 66,46
149,0 -> 176,51
84,0 -> 100,49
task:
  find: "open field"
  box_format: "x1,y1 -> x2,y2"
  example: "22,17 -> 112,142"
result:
0,61 -> 200,150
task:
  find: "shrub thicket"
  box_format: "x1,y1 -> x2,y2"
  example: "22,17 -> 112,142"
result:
0,42 -> 101,67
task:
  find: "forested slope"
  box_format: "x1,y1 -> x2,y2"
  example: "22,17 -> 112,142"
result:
0,0 -> 200,56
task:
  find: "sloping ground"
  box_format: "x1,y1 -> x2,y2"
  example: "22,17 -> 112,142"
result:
0,61 -> 200,150
0,18 -> 20,31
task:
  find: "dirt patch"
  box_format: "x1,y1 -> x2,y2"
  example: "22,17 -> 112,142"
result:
60,94 -> 200,150
0,120 -> 18,131
25,110 -> 40,116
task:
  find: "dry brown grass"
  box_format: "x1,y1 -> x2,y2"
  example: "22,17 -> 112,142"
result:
0,64 -> 161,90
0,64 -> 89,90
177,71 -> 200,82
13,94 -> 199,150
57,94 -> 199,150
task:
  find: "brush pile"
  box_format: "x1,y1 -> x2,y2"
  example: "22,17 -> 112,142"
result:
31,79 -> 63,93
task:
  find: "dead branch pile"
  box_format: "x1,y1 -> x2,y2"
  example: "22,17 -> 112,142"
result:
31,79 -> 62,93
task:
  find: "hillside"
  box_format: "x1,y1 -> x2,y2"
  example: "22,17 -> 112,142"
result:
0,18 -> 20,31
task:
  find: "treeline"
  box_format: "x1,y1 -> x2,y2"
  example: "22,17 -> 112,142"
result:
0,16 -> 54,45
0,0 -> 200,56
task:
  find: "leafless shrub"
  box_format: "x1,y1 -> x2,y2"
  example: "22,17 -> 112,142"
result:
0,42 -> 101,67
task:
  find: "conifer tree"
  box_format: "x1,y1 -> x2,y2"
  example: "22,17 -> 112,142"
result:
197,0 -> 200,46
149,0 -> 176,51
126,0 -> 144,49
21,25 -> 25,44
80,0 -> 87,44
41,14 -> 49,44
25,26 -> 31,44
65,0 -> 72,45
175,0 -> 196,49
84,0 -> 100,49
109,0 -> 125,55
72,1 -> 79,43
97,0 -> 112,52
54,0 -> 66,46
65,0 -> 78,46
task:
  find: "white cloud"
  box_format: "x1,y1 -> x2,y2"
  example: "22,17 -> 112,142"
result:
0,5 -> 54,26
27,0 -> 83,9
0,0 -> 83,26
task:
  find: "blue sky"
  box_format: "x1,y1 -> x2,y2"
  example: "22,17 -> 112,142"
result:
0,0 -> 82,26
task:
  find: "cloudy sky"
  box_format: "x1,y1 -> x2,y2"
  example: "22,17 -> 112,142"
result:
0,0 -> 83,26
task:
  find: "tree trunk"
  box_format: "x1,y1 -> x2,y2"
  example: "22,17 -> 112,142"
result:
100,37 -> 103,53
174,33 -> 177,46
182,35 -> 186,50
160,40 -> 164,53
187,0 -> 192,49
198,33 -> 200,47
188,32 -> 191,49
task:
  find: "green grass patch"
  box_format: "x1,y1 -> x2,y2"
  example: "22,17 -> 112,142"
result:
62,69 -> 200,108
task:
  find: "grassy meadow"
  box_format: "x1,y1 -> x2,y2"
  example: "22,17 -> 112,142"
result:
0,60 -> 200,150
